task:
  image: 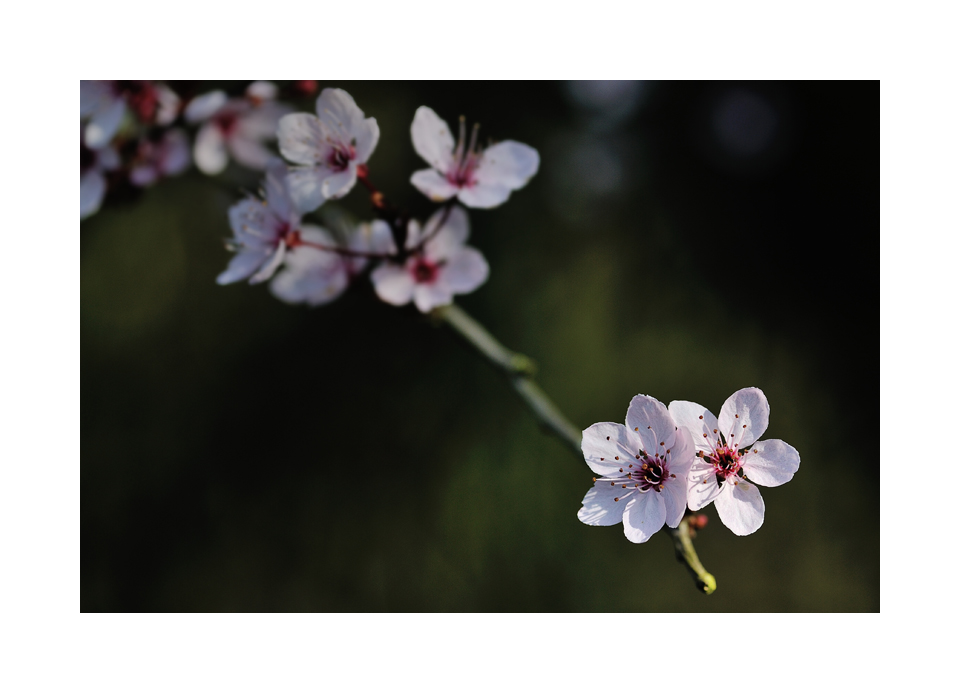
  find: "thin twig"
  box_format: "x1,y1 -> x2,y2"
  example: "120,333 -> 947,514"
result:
434,302 -> 717,594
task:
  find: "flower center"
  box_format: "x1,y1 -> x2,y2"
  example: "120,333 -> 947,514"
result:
707,444 -> 742,480
214,111 -> 239,136
448,117 -> 482,188
637,455 -> 667,492
411,257 -> 439,284
328,144 -> 356,172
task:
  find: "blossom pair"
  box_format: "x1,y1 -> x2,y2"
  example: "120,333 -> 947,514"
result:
578,388 -> 800,541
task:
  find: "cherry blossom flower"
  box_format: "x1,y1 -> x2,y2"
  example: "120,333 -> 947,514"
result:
578,395 -> 695,543
129,129 -> 190,187
185,83 -> 292,175
270,220 -> 394,307
278,88 -> 380,212
370,206 -> 489,313
669,387 -> 800,536
410,106 -> 540,209
80,133 -> 119,220
217,160 -> 305,285
81,81 -> 181,148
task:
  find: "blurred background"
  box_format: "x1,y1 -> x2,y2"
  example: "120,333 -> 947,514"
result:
81,81 -> 878,612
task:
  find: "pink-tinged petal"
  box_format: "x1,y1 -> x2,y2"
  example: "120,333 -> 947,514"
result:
315,88 -> 366,138
246,81 -> 278,101
742,439 -> 800,487
475,140 -> 540,189
85,97 -> 125,149
669,400 -> 720,454
667,426 -> 696,479
411,169 -> 459,203
623,491 -> 666,543
263,160 -> 295,222
404,219 -> 424,250
270,243 -> 349,306
297,225 -> 338,249
686,458 -> 722,511
626,394 -> 677,459
228,198 -> 272,247
580,422 -> 643,476
719,387 -> 770,450
129,165 -> 158,187
217,249 -> 270,285
714,480 -> 765,536
371,263 -> 415,306
577,482 -> 626,527
193,123 -> 228,175
238,101 -> 291,140
662,477 -> 687,529
278,113 -> 326,165
353,117 -> 380,164
442,248 -> 489,294
80,169 -> 106,220
352,220 -> 397,256
228,135 -> 274,171
160,130 -> 190,176
321,167 -> 357,200
249,242 -> 287,284
423,205 -> 470,259
184,90 -> 227,123
456,182 -> 513,209
411,106 -> 455,174
286,167 -> 328,213
413,283 -> 454,313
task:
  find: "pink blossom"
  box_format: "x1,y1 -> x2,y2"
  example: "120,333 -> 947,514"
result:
370,206 -> 489,313
278,88 -> 380,212
578,395 -> 695,543
669,388 -> 800,536
186,83 -> 292,175
410,106 -> 539,209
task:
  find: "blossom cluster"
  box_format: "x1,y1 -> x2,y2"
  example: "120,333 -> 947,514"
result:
578,388 -> 800,541
215,87 -> 539,313
80,80 -> 299,220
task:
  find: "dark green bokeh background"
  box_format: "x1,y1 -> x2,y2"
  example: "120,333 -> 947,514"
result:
81,81 -> 878,611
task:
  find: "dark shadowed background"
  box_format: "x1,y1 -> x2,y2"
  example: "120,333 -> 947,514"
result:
81,81 -> 878,612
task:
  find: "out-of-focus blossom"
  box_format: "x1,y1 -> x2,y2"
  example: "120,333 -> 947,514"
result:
270,220 -> 394,307
186,82 -> 292,175
278,88 -> 380,211
578,395 -> 695,543
410,106 -> 539,209
81,81 -> 127,149
217,160 -> 303,285
129,129 -> 191,187
80,130 -> 119,220
370,206 -> 488,313
670,387 -> 800,536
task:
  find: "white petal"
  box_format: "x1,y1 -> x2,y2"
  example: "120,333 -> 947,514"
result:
662,478 -> 687,529
228,198 -> 272,247
580,422 -> 643,476
228,136 -> 275,171
321,166 -> 357,200
85,97 -> 126,149
668,400 -> 720,454
249,243 -> 286,284
577,482 -> 626,527
742,439 -> 800,487
270,245 -> 348,306
184,90 -> 227,123
246,81 -> 278,101
667,425 -> 696,479
263,159 -> 295,222
623,491 -> 666,543
315,88 -> 366,138
442,248 -> 489,295
286,167 -> 327,213
411,168 -> 459,203
371,263 -> 415,306
193,123 -> 228,175
159,129 -> 191,176
278,113 -> 326,165
80,169 -> 106,220
351,220 -> 397,256
475,140 -> 540,189
423,205 -> 470,259
719,387 -> 770,450
686,459 -> 722,511
714,480 -> 765,536
413,283 -> 453,313
625,394 -> 677,459
217,249 -> 270,285
411,106 -> 455,174
238,101 -> 291,140
456,182 -> 513,209
353,117 -> 380,164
